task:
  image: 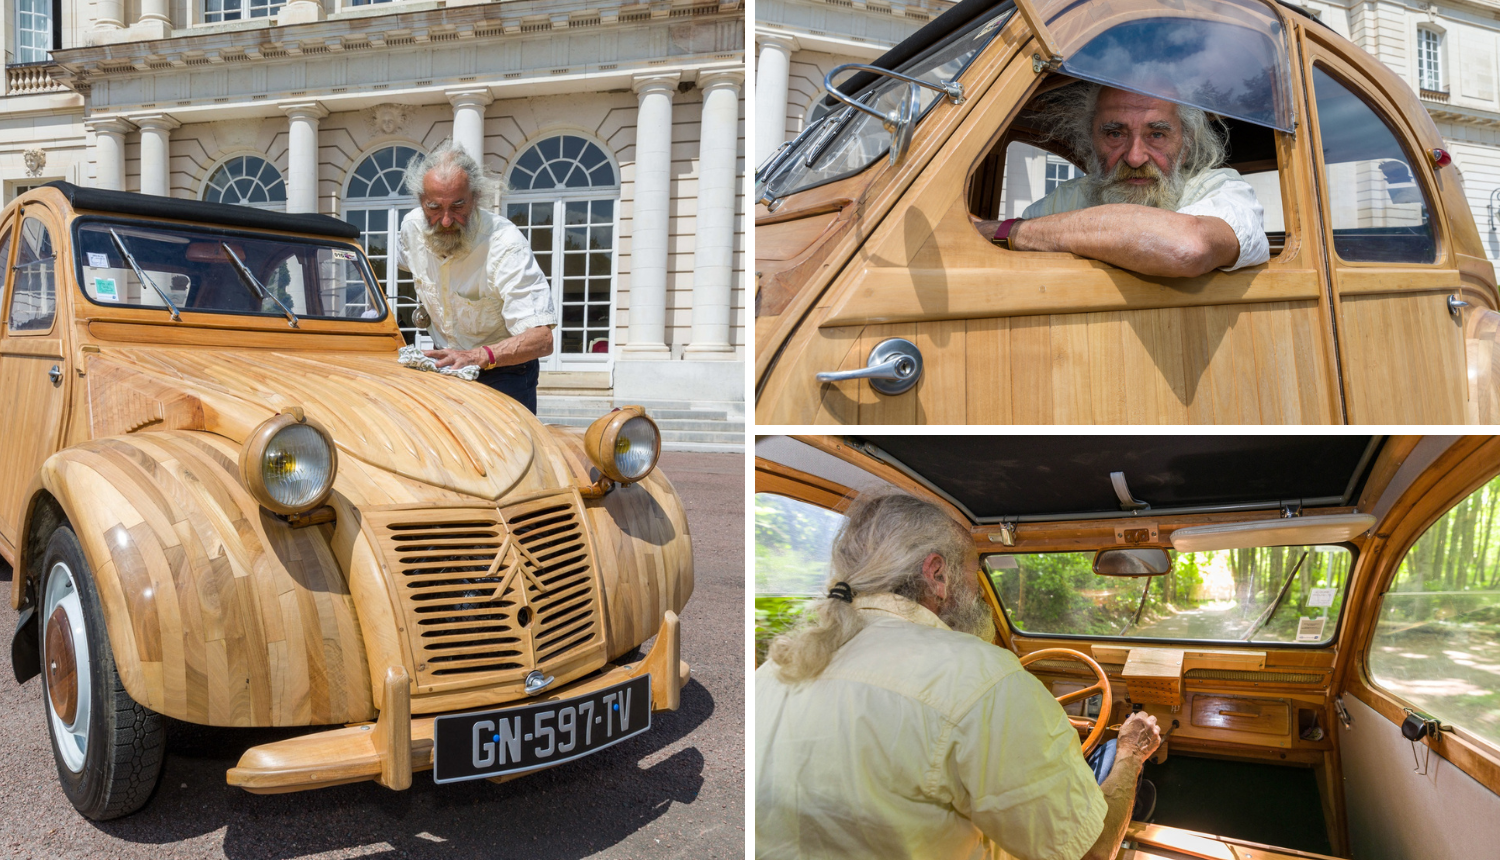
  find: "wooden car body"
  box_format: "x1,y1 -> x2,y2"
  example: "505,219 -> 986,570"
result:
756,435 -> 1500,858
754,0 -> 1500,424
2,183 -> 692,795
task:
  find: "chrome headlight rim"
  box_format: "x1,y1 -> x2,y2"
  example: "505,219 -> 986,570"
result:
583,406 -> 661,485
238,410 -> 339,515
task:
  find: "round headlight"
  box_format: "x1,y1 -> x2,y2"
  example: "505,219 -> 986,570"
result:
584,406 -> 661,485
239,410 -> 338,515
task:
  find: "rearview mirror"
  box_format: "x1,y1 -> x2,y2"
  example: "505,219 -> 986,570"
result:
1092,547 -> 1172,577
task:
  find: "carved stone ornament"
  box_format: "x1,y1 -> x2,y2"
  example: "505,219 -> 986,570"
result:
365,104 -> 412,137
23,149 -> 45,177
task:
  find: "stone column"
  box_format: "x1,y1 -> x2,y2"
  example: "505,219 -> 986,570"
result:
94,0 -> 125,30
447,89 -> 493,166
134,114 -> 179,196
281,102 -> 328,214
684,69 -> 743,359
135,0 -> 171,39
85,118 -> 135,191
620,73 -> 679,359
754,35 -> 797,165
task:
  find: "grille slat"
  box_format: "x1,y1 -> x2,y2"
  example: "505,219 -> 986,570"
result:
368,494 -> 604,691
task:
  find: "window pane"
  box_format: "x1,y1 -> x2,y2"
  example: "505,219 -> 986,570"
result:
1313,65 -> 1435,263
1370,476 -> 1500,749
754,493 -> 848,665
10,218 -> 54,332
984,546 -> 1352,643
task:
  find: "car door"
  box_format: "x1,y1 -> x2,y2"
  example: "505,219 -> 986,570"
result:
1334,437 -> 1500,857
757,17 -> 1344,425
0,205 -> 68,545
1300,34 -> 1471,424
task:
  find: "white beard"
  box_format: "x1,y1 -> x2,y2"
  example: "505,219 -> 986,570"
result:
1084,150 -> 1190,211
421,212 -> 483,258
940,573 -> 998,643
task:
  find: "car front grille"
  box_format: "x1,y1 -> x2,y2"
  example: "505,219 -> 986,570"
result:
363,491 -> 606,693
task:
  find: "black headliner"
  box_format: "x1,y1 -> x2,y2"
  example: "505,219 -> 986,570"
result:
854,436 -> 1381,521
39,181 -> 361,240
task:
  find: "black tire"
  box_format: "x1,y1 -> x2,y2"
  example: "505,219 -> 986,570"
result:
38,525 -> 165,820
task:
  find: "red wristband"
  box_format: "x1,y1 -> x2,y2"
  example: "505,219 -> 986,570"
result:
993,218 -> 1024,249
482,345 -> 496,368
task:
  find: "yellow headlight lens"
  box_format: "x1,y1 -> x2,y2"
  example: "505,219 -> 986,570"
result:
614,416 -> 658,481
261,422 -> 334,510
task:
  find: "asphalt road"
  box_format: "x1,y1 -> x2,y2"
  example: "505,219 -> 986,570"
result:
0,451 -> 746,860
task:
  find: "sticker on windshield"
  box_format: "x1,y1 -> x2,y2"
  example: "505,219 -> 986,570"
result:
87,252 -> 109,268
1296,616 -> 1327,642
93,277 -> 118,301
1307,588 -> 1336,608
333,249 -> 358,261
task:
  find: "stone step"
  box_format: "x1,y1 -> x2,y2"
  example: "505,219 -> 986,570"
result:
661,440 -> 744,454
542,416 -> 743,434
539,406 -> 731,422
659,429 -> 746,445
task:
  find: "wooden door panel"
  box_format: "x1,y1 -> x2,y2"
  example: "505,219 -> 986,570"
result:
793,301 -> 1335,424
1339,292 -> 1466,423
0,340 -> 66,539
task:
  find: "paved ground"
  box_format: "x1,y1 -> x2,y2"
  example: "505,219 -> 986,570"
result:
0,451 -> 745,860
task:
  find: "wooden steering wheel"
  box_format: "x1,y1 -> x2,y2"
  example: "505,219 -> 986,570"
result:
1018,648 -> 1113,757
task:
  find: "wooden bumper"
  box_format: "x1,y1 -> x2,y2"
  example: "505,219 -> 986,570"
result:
226,611 -> 688,795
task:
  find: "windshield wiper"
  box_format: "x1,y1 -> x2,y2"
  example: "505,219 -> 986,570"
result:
804,93 -> 875,168
221,242 -> 298,328
108,229 -> 181,322
1241,551 -> 1310,641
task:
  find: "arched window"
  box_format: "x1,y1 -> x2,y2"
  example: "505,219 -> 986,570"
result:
505,134 -> 620,369
202,156 -> 286,210
345,145 -> 423,345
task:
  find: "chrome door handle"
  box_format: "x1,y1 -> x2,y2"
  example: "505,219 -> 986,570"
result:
816,337 -> 923,395
48,364 -> 62,386
1449,294 -> 1470,317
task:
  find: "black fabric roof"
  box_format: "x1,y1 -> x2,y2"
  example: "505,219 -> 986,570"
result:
855,436 -> 1382,521
821,0 -> 1015,108
40,181 -> 361,239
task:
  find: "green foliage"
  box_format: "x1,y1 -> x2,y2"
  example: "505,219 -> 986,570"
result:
754,493 -> 842,595
755,596 -> 812,667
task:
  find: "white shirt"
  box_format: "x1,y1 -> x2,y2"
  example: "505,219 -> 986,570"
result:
397,209 -> 557,349
1022,167 -> 1271,271
756,593 -> 1107,860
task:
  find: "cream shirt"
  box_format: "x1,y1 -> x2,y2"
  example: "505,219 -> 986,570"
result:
1022,167 -> 1271,271
756,594 -> 1107,860
397,208 -> 557,350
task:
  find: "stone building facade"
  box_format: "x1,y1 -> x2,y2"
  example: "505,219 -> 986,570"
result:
2,0 -> 745,450
756,0 -> 1500,273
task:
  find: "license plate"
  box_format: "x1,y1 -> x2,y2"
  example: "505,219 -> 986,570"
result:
432,675 -> 652,783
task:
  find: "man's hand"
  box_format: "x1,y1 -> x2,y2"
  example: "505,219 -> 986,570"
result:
1116,711 -> 1162,762
424,347 -> 484,370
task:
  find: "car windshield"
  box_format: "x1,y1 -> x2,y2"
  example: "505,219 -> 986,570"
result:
757,8 -> 1012,199
1035,0 -> 1295,132
72,220 -> 386,322
983,544 -> 1352,645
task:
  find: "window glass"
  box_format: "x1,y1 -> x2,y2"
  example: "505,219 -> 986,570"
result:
984,545 -> 1352,644
1418,29 -> 1443,93
1312,65 -> 1436,263
753,492 -> 846,664
204,0 -> 284,23
10,217 -> 56,333
15,0 -> 51,63
1369,476 -> 1500,749
203,156 -> 286,209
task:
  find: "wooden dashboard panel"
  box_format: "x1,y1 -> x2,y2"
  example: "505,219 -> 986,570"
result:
1193,695 -> 1292,736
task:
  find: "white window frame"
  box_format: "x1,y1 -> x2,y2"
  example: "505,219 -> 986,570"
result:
1418,27 -> 1443,93
203,0 -> 285,24
343,144 -> 425,348
201,155 -> 287,211
1044,155 -> 1078,195
15,0 -> 53,64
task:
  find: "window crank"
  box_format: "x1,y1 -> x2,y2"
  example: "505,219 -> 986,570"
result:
815,337 -> 924,395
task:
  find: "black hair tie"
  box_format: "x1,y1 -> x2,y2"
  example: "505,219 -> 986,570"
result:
828,582 -> 855,603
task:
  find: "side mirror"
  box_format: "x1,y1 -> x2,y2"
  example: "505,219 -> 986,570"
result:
1092,547 -> 1172,577
889,82 -> 920,166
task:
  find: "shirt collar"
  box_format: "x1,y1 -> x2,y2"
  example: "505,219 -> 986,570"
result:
852,591 -> 951,632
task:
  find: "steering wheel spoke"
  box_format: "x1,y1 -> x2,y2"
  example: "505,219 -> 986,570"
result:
1018,648 -> 1114,757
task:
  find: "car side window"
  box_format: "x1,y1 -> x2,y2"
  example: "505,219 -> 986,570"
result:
754,492 -> 846,665
1368,474 -> 1500,749
0,228 -> 12,324
9,216 -> 56,333
1312,65 -> 1437,264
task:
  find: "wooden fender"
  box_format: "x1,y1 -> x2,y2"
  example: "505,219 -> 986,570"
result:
1468,308 -> 1500,425
36,431 -> 375,727
545,425 -> 694,660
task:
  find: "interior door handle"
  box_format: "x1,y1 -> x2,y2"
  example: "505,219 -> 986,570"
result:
48,364 -> 62,386
815,337 -> 923,395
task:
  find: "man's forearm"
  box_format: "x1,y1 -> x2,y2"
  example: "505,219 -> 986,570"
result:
1009,205 -> 1238,278
488,325 -> 554,366
1080,751 -> 1145,860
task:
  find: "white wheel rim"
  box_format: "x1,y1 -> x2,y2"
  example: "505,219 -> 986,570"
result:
43,561 -> 91,773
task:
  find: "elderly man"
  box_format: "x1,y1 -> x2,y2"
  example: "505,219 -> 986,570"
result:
756,492 -> 1161,860
976,84 -> 1269,278
398,141 -> 556,413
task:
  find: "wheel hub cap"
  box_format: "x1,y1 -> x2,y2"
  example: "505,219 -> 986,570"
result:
45,605 -> 78,725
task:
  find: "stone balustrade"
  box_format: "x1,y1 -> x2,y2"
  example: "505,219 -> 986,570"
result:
6,64 -> 66,95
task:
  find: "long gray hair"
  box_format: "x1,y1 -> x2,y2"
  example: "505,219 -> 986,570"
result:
1038,82 -> 1228,180
767,491 -> 972,683
404,139 -> 502,206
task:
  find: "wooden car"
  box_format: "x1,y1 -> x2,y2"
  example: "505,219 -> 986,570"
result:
755,434 -> 1500,857
754,0 -> 1500,424
2,182 -> 692,819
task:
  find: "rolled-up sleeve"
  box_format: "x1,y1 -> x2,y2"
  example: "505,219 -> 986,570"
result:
948,670 -> 1107,860
486,225 -> 557,336
1177,177 -> 1270,271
